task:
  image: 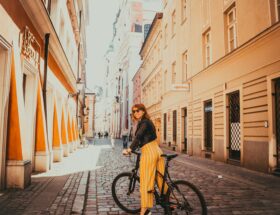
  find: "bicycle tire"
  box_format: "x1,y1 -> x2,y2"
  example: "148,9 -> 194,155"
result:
112,172 -> 141,214
167,180 -> 207,215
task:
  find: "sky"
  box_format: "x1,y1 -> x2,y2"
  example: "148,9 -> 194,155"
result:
85,0 -> 119,92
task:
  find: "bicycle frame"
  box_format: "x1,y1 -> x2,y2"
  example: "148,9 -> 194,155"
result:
130,151 -> 183,211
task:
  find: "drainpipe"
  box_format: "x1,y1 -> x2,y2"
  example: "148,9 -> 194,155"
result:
76,43 -> 80,126
43,33 -> 50,135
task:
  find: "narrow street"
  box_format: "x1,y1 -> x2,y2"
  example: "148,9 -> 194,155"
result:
1,139 -> 279,215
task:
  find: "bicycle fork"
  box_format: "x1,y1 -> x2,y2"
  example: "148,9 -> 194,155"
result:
127,173 -> 137,195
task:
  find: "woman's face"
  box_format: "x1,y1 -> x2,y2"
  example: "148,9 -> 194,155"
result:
132,108 -> 145,120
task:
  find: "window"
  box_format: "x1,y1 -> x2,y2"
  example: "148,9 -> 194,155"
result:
144,24 -> 151,39
182,51 -> 188,82
164,70 -> 167,92
172,62 -> 176,84
226,7 -> 237,52
181,0 -> 187,22
203,30 -> 211,67
164,24 -> 168,47
164,113 -> 167,141
172,10 -> 176,36
173,110 -> 177,142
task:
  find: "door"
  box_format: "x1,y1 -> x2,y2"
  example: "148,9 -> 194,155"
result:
182,108 -> 187,153
204,101 -> 212,151
173,110 -> 177,146
155,118 -> 161,144
275,80 -> 280,167
228,91 -> 241,160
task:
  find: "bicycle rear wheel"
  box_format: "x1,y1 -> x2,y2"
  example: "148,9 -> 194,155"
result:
112,172 -> 141,214
167,180 -> 207,215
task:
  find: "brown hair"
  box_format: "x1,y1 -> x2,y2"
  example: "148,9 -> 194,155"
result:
131,103 -> 150,121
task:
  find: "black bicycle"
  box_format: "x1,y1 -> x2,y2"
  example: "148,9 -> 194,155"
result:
112,151 -> 207,214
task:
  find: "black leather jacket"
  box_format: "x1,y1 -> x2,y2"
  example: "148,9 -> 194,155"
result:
129,118 -> 157,151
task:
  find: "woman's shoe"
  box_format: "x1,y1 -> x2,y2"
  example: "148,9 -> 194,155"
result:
144,209 -> 152,215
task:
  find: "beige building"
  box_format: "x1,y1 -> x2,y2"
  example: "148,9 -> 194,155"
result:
139,0 -> 280,174
140,13 -> 163,144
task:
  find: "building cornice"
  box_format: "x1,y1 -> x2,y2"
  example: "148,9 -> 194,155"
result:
20,0 -> 77,93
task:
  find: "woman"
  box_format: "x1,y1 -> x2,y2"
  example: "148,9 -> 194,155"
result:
123,104 -> 166,215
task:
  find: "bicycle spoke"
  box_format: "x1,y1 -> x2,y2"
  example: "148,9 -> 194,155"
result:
168,181 -> 207,215
112,173 -> 141,213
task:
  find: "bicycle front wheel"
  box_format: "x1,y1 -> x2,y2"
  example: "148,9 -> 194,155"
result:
112,172 -> 141,214
167,180 -> 207,215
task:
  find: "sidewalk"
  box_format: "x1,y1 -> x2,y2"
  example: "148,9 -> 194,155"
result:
0,139 -> 111,215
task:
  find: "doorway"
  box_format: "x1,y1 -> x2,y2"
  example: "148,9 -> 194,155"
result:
228,91 -> 241,161
0,36 -> 11,190
22,60 -> 38,171
204,101 -> 213,151
155,118 -> 161,144
275,79 -> 280,167
182,107 -> 187,153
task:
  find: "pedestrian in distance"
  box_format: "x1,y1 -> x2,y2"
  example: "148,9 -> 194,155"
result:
110,133 -> 115,149
122,104 -> 167,215
121,129 -> 128,149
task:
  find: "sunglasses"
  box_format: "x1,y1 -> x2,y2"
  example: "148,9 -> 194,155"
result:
132,109 -> 141,114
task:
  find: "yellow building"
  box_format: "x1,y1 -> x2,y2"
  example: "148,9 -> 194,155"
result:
140,13 -> 163,144
185,0 -> 280,173
140,0 -> 280,173
0,0 -> 88,189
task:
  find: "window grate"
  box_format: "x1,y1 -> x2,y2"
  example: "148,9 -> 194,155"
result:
228,91 -> 241,160
204,101 -> 212,151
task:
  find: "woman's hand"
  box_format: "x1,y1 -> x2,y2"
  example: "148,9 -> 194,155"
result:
122,148 -> 132,155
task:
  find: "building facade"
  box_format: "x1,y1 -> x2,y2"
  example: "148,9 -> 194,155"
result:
104,0 -> 162,138
139,0 -> 280,173
132,67 -> 142,105
0,0 -> 89,189
84,93 -> 96,138
139,13 -> 163,144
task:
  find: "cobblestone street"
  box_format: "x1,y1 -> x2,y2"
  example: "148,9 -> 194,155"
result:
0,138 -> 280,215
84,139 -> 280,215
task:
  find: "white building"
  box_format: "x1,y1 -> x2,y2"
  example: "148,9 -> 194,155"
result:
104,0 -> 161,138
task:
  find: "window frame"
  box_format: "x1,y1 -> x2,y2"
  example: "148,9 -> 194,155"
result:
226,7 -> 237,52
203,30 -> 212,67
182,51 -> 188,82
172,10 -> 176,37
172,62 -> 176,84
181,0 -> 187,23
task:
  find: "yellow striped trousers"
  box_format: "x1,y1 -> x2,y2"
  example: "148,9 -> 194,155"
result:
140,140 -> 167,208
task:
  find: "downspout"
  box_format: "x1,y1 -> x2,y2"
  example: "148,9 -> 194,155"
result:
76,43 -> 80,126
43,33 -> 50,140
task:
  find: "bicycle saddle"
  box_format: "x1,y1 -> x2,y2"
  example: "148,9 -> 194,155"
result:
161,154 -> 178,160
